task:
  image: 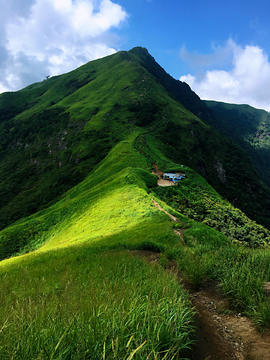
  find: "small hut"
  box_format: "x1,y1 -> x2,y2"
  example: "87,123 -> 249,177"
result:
163,173 -> 185,182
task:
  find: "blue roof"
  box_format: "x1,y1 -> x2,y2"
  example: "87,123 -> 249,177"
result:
163,173 -> 185,179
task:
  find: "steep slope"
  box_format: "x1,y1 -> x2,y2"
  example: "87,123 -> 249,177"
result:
128,47 -> 212,121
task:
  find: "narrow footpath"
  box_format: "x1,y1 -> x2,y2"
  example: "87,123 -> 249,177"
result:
139,197 -> 270,359
131,250 -> 270,360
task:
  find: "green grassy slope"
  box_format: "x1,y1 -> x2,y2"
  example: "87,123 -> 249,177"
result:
0,131 -> 229,261
0,51 -> 147,230
0,46 -> 270,256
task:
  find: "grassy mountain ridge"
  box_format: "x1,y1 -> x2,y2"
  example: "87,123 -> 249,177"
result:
1,47 -> 270,240
1,47 -> 270,232
128,47 -> 212,121
0,131 -> 229,260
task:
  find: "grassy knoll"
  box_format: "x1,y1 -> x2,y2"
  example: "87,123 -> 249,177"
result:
2,46 -> 270,235
0,133 -> 151,259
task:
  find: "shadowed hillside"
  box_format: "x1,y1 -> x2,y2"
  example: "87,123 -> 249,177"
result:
205,100 -> 270,188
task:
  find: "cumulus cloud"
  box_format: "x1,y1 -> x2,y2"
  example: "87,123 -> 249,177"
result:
180,40 -> 270,111
0,0 -> 128,92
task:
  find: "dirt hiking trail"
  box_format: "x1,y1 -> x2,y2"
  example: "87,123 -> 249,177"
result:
152,199 -> 186,245
142,198 -> 270,359
131,250 -> 270,360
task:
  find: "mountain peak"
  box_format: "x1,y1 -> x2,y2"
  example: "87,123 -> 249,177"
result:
0,45 -> 270,255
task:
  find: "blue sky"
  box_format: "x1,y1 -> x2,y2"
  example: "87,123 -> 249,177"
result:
1,0 -> 270,110
117,0 -> 270,76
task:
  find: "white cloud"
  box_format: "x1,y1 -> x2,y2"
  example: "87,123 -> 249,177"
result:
180,39 -> 237,70
180,40 -> 270,111
0,0 -> 128,91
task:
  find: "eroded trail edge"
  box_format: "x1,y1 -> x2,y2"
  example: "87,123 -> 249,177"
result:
152,199 -> 186,246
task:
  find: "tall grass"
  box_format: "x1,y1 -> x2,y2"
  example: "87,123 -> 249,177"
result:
0,250 -> 194,359
216,248 -> 270,328
177,243 -> 270,329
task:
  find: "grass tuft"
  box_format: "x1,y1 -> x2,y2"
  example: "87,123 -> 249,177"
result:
0,250 -> 194,359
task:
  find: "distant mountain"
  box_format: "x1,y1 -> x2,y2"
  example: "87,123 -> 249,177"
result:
205,100 -> 270,188
1,47 -> 270,259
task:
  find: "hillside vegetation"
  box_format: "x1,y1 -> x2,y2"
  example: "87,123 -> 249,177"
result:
1,47 -> 270,358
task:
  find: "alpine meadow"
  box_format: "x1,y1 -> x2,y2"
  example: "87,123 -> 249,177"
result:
1,47 -> 270,359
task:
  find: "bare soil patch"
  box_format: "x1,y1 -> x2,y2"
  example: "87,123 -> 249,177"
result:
152,164 -> 163,179
152,164 -> 176,186
187,279 -> 270,360
152,199 -> 179,222
173,228 -> 186,246
157,179 -> 176,186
